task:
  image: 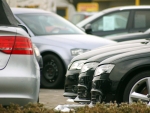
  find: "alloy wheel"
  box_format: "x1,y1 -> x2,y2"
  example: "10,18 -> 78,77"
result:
129,77 -> 150,103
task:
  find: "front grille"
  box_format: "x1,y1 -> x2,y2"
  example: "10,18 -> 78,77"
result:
92,79 -> 111,94
68,73 -> 79,82
79,76 -> 90,85
74,74 -> 79,82
95,80 -> 101,89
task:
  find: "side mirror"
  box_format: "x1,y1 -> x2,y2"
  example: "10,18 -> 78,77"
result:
84,24 -> 92,34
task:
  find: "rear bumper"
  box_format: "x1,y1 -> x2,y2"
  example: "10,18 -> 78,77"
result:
0,77 -> 39,106
0,55 -> 40,106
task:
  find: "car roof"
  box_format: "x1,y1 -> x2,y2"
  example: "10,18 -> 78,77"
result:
11,7 -> 52,14
103,5 -> 150,12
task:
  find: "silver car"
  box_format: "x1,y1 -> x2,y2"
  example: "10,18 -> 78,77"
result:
0,26 -> 40,106
12,8 -> 116,88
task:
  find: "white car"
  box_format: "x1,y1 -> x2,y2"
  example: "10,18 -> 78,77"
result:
77,5 -> 150,37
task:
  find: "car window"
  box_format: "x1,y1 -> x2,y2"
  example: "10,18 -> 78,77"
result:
134,11 -> 150,29
16,13 -> 85,36
91,11 -> 129,32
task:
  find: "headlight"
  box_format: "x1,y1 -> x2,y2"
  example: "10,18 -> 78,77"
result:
71,48 -> 90,56
94,64 -> 115,76
81,62 -> 99,73
69,60 -> 86,70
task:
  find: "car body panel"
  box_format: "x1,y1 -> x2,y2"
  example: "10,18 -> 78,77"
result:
99,46 -> 150,64
0,26 -> 40,106
0,55 -> 40,105
71,40 -> 149,62
0,27 -> 16,69
87,45 -> 150,62
99,48 -> 150,81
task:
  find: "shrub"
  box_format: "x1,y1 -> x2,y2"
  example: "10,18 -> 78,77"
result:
0,101 -> 150,113
75,101 -> 150,113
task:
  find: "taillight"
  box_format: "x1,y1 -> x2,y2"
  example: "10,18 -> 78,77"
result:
12,36 -> 33,55
0,36 -> 15,54
0,36 -> 33,55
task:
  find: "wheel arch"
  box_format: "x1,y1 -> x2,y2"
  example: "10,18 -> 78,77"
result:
41,51 -> 67,73
115,64 -> 150,103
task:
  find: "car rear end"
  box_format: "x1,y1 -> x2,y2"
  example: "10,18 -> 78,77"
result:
0,26 -> 40,106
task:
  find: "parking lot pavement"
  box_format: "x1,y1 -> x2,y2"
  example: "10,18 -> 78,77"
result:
39,88 -> 78,109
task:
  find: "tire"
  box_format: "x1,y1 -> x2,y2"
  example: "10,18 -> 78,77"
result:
41,54 -> 65,88
123,71 -> 150,103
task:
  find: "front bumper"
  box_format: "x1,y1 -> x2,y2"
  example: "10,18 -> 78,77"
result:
63,69 -> 80,98
91,73 -> 114,103
76,70 -> 94,102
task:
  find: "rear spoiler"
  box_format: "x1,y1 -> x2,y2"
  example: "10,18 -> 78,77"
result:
0,0 -> 19,26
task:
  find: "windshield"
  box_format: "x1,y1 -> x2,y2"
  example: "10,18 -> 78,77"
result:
16,13 -> 85,36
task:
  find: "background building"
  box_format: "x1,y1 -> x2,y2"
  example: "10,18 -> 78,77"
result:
6,0 -> 150,20
69,0 -> 150,10
6,0 -> 76,20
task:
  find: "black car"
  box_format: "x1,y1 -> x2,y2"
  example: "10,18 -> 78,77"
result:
74,42 -> 150,103
63,39 -> 149,99
91,47 -> 150,104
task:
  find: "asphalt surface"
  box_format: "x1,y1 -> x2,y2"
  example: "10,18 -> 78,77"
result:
39,88 -> 78,109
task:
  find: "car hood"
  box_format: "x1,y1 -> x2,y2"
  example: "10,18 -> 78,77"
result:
100,45 -> 150,64
70,39 -> 149,63
33,34 -> 116,49
86,45 -> 150,63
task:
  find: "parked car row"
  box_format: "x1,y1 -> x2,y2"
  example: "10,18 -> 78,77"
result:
63,5 -> 150,105
11,6 -> 150,89
11,8 -> 117,88
2,0 -> 150,106
64,38 -> 150,104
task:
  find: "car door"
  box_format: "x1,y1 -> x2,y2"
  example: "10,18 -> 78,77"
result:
129,10 -> 150,33
88,10 -> 130,37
